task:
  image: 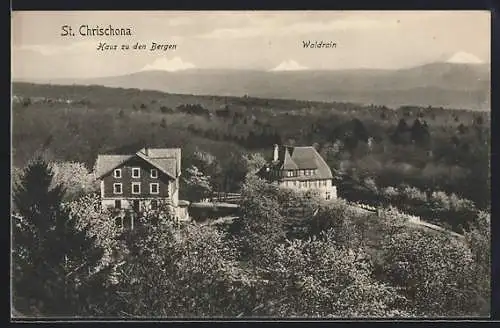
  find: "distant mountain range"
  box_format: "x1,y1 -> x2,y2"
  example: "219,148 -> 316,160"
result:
18,62 -> 490,110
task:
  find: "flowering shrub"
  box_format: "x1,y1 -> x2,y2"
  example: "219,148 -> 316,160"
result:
260,234 -> 411,317
50,161 -> 98,201
63,194 -> 120,268
379,229 -> 482,317
106,219 -> 249,317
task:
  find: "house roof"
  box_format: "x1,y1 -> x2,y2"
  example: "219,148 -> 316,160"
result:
95,148 -> 181,180
282,149 -> 299,170
269,145 -> 333,180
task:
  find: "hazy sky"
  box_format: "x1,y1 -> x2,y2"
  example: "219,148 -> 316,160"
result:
12,11 -> 490,79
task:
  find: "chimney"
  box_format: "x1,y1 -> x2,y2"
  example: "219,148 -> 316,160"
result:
144,147 -> 148,156
273,144 -> 279,162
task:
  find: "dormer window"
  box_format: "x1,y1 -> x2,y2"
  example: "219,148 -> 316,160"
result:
150,168 -> 158,178
113,169 -> 122,178
132,167 -> 140,178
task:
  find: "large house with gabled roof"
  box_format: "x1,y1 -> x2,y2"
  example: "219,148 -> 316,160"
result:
258,144 -> 337,200
95,147 -> 183,219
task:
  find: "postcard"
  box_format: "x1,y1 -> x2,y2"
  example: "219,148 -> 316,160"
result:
11,10 -> 491,320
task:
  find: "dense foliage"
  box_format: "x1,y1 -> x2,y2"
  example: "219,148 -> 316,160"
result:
11,83 -> 490,318
12,158 -> 109,316
12,83 -> 489,231
11,160 -> 490,318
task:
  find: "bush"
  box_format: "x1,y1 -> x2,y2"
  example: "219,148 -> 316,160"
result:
259,234 -> 411,317
50,161 -> 98,201
106,219 -> 247,317
379,230 -> 482,317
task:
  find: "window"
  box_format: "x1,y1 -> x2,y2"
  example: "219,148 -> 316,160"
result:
132,182 -> 141,194
150,183 -> 159,194
326,192 -> 331,200
150,168 -> 158,178
113,169 -> 122,178
132,167 -> 140,178
114,199 -> 121,209
151,200 -> 158,210
113,183 -> 122,194
287,171 -> 293,177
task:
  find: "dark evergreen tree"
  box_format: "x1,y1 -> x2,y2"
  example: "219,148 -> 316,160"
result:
457,123 -> 468,135
410,119 -> 430,147
12,157 -> 106,317
159,106 -> 173,114
474,115 -> 484,126
391,118 -> 410,145
351,118 -> 369,142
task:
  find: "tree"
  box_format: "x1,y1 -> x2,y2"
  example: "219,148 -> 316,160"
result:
50,161 -> 98,201
259,233 -> 410,317
106,218 -> 247,317
64,194 -> 121,269
12,157 -> 107,317
159,106 -> 173,114
391,119 -> 410,145
457,123 -> 468,135
463,211 -> 490,315
242,152 -> 267,177
410,119 -> 430,147
379,229 -> 481,317
308,200 -> 363,249
182,165 -> 213,202
238,176 -> 286,266
220,154 -> 248,192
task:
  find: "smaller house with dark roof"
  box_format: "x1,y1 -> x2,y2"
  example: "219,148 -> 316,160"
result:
95,147 -> 186,223
258,144 -> 337,200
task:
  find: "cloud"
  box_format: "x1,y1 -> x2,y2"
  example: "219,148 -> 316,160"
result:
446,51 -> 484,64
141,57 -> 196,72
270,60 -> 308,71
198,16 -> 398,39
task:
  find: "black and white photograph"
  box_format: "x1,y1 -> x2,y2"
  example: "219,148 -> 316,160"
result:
11,10 -> 491,319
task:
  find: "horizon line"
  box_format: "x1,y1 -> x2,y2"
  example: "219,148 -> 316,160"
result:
12,60 -> 491,82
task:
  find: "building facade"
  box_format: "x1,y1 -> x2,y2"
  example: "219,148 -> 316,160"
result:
259,144 -> 337,200
95,147 -> 185,222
